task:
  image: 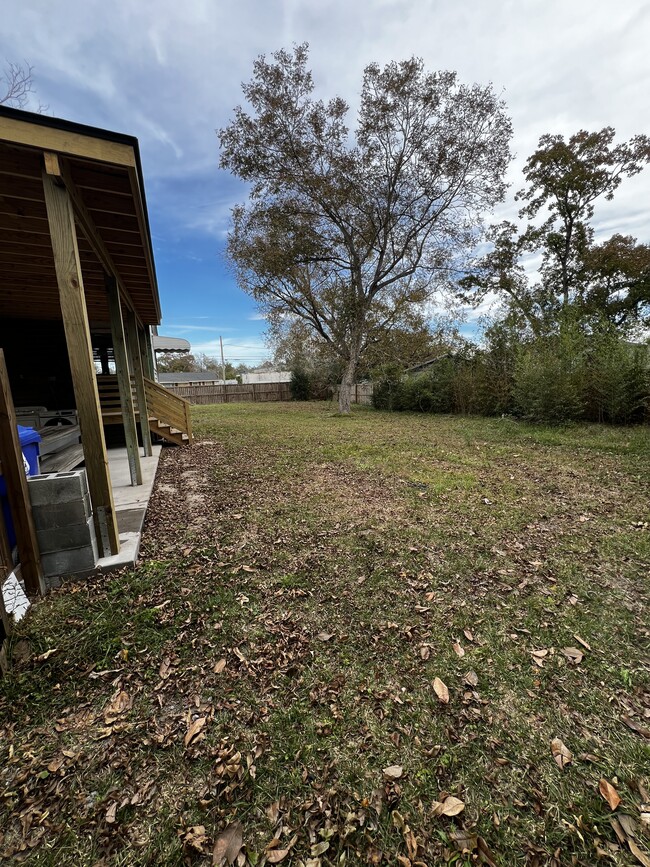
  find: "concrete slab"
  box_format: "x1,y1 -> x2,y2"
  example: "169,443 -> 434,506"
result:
96,445 -> 162,573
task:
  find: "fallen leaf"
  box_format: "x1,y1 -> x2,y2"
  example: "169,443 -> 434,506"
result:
464,670 -> 478,687
622,715 -> 650,739
184,825 -> 208,852
550,738 -> 572,769
433,677 -> 449,704
214,658 -> 227,674
35,648 -> 58,662
477,836 -> 498,867
420,645 -> 430,660
628,839 -> 650,867
213,821 -> 243,866
599,778 -> 621,811
266,835 -> 297,863
383,765 -> 403,780
573,634 -> 591,650
105,802 -> 117,824
105,689 -> 132,719
561,647 -> 584,665
432,796 -> 465,817
184,716 -> 207,747
159,657 -> 171,678
531,649 -> 548,668
452,642 -> 465,658
311,841 -> 330,856
317,632 -> 335,642
463,629 -> 474,642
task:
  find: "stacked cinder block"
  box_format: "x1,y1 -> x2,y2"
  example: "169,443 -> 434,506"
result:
28,470 -> 98,588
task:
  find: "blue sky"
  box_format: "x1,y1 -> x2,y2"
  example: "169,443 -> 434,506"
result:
3,0 -> 650,362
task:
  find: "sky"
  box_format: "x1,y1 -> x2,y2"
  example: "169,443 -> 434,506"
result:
2,0 -> 650,363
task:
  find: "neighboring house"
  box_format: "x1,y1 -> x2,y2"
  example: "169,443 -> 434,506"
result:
404,353 -> 453,376
241,371 -> 291,385
0,105 -> 192,591
158,372 -> 237,386
152,335 -> 191,354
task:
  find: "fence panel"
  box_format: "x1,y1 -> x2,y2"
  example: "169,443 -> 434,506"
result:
163,381 -> 292,405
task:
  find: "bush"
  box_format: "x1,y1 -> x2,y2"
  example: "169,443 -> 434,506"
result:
290,368 -> 311,400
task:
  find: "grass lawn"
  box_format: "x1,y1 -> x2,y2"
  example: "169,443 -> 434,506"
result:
1,402 -> 649,866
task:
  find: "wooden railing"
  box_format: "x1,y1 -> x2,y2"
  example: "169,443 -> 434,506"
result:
143,376 -> 192,440
97,375 -> 192,442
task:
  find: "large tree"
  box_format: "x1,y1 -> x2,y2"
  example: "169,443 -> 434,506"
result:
219,45 -> 512,411
459,128 -> 650,334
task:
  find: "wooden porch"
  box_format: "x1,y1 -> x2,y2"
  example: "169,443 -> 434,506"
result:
0,106 -> 192,578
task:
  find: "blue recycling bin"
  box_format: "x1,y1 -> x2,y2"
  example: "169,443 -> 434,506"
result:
0,424 -> 41,549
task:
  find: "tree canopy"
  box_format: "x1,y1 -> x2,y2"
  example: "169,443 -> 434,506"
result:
459,128 -> 650,335
219,44 -> 512,411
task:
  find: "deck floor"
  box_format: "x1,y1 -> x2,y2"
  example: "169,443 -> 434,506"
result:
96,444 -> 162,572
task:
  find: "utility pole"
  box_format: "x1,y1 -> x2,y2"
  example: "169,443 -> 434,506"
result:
219,335 -> 226,383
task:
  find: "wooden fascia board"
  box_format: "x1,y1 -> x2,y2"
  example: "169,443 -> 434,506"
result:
126,165 -> 161,324
0,115 -> 136,167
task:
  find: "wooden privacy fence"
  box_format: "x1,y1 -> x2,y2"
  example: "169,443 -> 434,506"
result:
163,381 -> 292,405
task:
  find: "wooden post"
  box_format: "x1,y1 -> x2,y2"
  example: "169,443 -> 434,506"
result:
106,275 -> 142,485
125,313 -> 153,457
42,170 -> 119,556
0,350 -> 44,596
141,326 -> 156,379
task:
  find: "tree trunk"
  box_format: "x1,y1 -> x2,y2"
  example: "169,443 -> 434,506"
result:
338,355 -> 358,414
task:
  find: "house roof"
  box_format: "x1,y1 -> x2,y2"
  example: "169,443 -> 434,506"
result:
152,335 -> 191,353
158,372 -> 228,383
0,105 -> 161,325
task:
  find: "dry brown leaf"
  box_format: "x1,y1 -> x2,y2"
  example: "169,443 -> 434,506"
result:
214,658 -> 227,674
464,670 -> 479,687
266,801 -> 280,824
432,796 -> 465,817
184,716 -> 207,747
213,821 -> 243,866
622,715 -> 650,739
420,645 -> 430,660
463,629 -> 474,642
452,642 -> 465,658
105,689 -> 132,719
477,836 -> 498,867
159,657 -> 171,679
35,648 -> 58,662
561,647 -> 584,664
550,737 -> 572,769
433,677 -> 449,704
184,826 -> 208,852
628,839 -> 650,867
599,778 -> 621,811
105,802 -> 117,824
266,835 -> 297,863
317,632 -> 335,642
573,634 -> 591,650
311,841 -> 330,856
383,765 -> 403,780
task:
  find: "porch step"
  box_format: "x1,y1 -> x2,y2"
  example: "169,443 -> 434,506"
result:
148,418 -> 189,446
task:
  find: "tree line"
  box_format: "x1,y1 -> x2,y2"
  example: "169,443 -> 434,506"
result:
220,45 -> 650,421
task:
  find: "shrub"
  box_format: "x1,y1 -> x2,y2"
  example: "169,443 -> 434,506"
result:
290,368 -> 311,400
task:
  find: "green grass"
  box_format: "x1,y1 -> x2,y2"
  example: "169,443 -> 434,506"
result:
1,402 -> 649,866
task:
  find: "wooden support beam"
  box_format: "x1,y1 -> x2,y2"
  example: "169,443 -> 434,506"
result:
43,152 -> 142,327
106,275 -> 143,485
42,171 -> 119,556
125,313 -> 153,457
0,349 -> 44,596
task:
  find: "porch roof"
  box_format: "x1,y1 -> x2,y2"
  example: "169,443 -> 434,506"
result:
0,105 -> 161,325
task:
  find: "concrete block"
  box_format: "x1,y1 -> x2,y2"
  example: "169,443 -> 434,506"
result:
36,515 -> 96,554
40,540 -> 98,578
28,470 -> 89,507
31,494 -> 91,530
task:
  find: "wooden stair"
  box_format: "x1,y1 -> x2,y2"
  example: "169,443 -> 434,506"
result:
98,375 -> 192,446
